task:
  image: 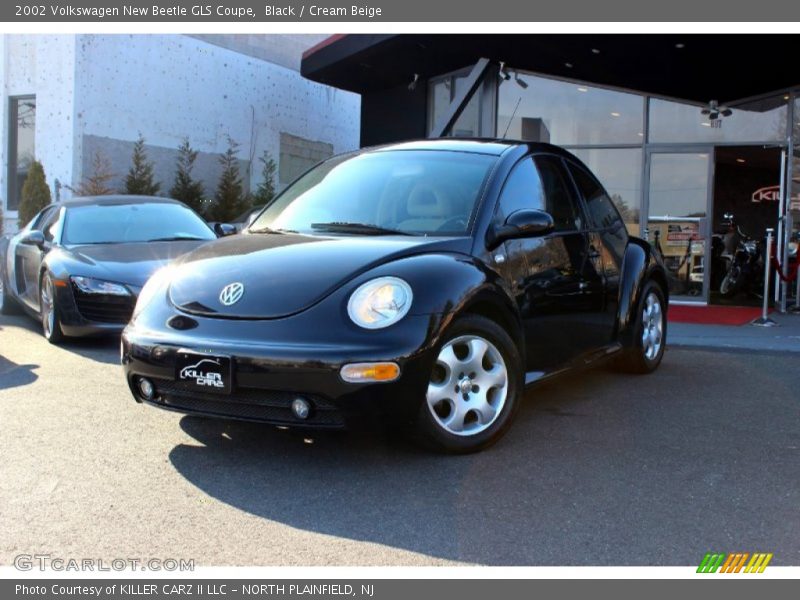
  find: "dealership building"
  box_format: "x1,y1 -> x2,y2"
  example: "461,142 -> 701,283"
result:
0,33 -> 360,233
302,34 -> 800,310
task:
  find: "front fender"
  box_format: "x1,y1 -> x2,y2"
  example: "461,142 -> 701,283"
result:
42,248 -> 73,282
356,252 -> 522,349
617,237 -> 668,346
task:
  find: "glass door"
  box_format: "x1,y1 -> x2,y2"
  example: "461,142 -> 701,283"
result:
644,149 -> 714,302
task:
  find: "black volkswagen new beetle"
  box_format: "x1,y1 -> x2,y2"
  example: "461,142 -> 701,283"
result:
123,140 -> 668,453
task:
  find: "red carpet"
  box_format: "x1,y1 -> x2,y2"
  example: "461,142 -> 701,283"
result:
667,304 -> 768,326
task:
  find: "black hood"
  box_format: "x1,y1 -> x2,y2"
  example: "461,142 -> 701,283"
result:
66,240 -> 209,289
168,233 -> 471,319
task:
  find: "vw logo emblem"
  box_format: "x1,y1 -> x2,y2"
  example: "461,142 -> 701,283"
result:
219,282 -> 245,306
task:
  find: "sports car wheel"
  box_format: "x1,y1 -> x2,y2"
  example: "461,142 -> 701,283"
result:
615,280 -> 666,374
40,272 -> 64,344
417,315 -> 522,453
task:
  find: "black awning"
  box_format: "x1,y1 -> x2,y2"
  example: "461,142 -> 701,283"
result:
302,34 -> 799,104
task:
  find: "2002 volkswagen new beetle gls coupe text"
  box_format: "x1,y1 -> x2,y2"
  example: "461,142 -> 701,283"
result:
122,140 -> 668,453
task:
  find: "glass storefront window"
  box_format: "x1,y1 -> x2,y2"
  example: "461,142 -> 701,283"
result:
7,96 -> 36,211
497,72 -> 644,145
427,78 -> 451,136
427,69 -> 493,138
451,87 -> 481,137
649,95 -> 788,144
570,148 -> 643,236
647,152 -> 710,299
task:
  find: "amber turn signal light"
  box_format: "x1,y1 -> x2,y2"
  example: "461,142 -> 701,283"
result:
340,362 -> 400,383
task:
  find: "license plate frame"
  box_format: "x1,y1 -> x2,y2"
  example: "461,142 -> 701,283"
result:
174,351 -> 233,395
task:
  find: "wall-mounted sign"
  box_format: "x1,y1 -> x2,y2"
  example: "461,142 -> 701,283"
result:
666,222 -> 700,245
752,185 -> 780,203
752,184 -> 800,207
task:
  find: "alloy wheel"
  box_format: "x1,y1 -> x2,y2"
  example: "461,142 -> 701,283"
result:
426,335 -> 509,436
41,275 -> 55,339
641,291 -> 664,361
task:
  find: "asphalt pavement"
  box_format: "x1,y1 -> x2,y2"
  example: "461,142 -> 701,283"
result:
1,311 -> 798,566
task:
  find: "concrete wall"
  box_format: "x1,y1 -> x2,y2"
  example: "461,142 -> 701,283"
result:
278,132 -> 334,185
72,34 -> 360,197
1,35 -> 78,233
189,34 -> 330,72
1,34 -> 361,234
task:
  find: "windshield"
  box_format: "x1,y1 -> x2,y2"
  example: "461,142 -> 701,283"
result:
249,150 -> 497,236
62,203 -> 216,245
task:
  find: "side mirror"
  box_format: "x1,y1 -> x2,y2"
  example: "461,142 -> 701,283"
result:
214,223 -> 237,237
20,230 -> 46,249
487,209 -> 554,249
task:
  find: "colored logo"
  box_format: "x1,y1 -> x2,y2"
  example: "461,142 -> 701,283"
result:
697,552 -> 773,573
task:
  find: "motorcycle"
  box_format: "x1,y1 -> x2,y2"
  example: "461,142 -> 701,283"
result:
718,213 -> 765,299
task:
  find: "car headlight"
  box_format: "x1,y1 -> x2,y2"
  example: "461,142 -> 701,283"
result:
132,267 -> 172,320
71,276 -> 131,296
347,276 -> 413,330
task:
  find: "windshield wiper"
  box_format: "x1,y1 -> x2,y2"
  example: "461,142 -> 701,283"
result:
146,235 -> 209,242
310,222 -> 413,236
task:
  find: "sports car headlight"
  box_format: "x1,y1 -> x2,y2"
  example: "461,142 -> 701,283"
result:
347,277 -> 413,330
70,276 -> 131,296
132,267 -> 172,320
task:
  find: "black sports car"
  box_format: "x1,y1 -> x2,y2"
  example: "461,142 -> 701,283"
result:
1,195 -> 217,343
122,140 -> 668,453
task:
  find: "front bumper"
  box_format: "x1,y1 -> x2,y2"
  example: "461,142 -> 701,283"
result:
122,313 -> 444,429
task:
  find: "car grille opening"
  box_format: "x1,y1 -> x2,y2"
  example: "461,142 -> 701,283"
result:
72,284 -> 135,324
147,379 -> 346,428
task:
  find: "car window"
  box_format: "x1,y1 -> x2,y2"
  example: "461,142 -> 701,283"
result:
62,203 -> 216,245
533,155 -> 583,232
41,207 -> 61,242
251,150 -> 498,236
568,161 -> 626,232
494,157 -> 545,220
28,206 -> 54,231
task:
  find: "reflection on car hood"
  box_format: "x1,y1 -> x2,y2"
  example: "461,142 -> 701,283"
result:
168,232 -> 471,319
67,240 -> 210,289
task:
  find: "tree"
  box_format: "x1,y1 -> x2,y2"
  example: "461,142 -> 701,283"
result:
170,138 -> 207,216
211,136 -> 247,222
18,161 -> 51,227
611,193 -> 639,225
253,150 -> 278,207
72,152 -> 115,196
125,134 -> 161,196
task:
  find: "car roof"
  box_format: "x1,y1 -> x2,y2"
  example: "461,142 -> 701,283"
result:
59,195 -> 184,209
364,138 -> 576,158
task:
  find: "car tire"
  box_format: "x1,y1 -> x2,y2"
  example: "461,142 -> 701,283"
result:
39,272 -> 65,344
0,271 -> 22,315
614,280 -> 666,374
415,314 -> 523,454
